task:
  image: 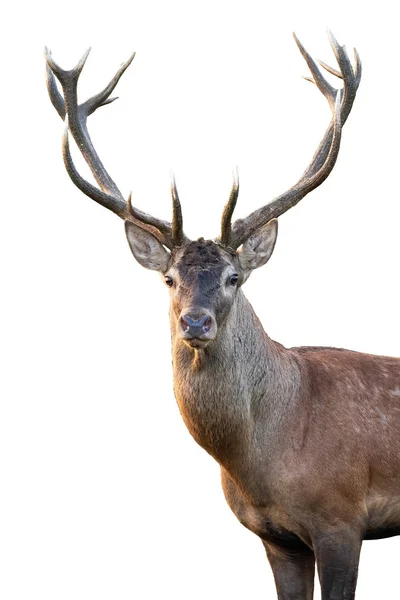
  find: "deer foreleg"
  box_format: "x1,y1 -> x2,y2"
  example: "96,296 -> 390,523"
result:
313,528 -> 362,600
263,541 -> 315,600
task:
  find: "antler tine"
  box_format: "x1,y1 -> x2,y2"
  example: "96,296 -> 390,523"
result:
46,48 -> 189,249
45,49 -> 66,119
127,193 -> 179,248
318,59 -> 343,79
220,169 -> 239,247
170,173 -> 186,247
229,32 -> 361,249
82,52 -> 136,116
294,33 -> 336,104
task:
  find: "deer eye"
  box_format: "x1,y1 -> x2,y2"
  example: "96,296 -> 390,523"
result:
229,274 -> 239,286
165,275 -> 173,287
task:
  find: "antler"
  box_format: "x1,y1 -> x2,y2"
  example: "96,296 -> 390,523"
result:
45,48 -> 188,249
221,30 -> 362,249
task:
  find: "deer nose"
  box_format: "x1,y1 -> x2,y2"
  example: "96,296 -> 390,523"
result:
180,313 -> 214,339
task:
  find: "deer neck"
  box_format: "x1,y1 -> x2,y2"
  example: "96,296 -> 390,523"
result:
170,290 -> 299,467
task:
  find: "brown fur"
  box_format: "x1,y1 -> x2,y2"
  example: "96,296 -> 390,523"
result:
160,239 -> 400,600
47,33 -> 380,600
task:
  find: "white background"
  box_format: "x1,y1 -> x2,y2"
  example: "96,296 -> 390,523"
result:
1,0 -> 400,598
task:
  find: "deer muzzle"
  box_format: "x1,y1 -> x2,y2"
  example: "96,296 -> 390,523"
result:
179,311 -> 217,346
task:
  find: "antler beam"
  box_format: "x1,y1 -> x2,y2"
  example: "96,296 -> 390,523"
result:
45,48 -> 188,249
221,30 -> 361,249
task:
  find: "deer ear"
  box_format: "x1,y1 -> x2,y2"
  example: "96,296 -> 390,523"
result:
125,221 -> 171,272
238,219 -> 278,274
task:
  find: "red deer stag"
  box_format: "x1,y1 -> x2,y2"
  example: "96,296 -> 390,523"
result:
46,33 -> 400,600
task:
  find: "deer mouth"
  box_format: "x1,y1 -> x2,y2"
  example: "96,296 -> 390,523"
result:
183,337 -> 212,349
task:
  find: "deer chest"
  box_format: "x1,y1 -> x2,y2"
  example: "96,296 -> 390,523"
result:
221,467 -> 312,550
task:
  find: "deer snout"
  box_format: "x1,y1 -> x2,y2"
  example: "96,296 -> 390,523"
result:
179,311 -> 217,344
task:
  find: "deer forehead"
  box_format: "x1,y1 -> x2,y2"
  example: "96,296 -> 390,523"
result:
168,240 -> 238,287
172,240 -> 236,271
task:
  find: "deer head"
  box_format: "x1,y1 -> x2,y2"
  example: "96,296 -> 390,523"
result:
125,210 -> 278,347
45,32 -> 361,348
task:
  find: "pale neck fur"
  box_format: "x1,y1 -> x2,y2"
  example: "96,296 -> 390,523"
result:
170,290 -> 301,469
